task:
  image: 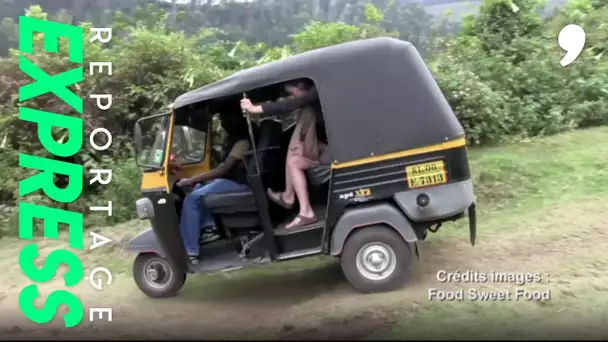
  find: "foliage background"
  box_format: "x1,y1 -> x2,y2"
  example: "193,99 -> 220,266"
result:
0,0 -> 605,237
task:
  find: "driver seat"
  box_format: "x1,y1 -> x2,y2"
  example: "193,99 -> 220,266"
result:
202,119 -> 283,228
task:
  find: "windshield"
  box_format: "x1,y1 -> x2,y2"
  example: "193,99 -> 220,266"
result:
135,114 -> 207,168
170,125 -> 207,164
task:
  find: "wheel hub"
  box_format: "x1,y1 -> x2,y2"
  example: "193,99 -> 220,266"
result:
147,269 -> 159,281
143,259 -> 173,289
356,242 -> 397,281
367,251 -> 387,270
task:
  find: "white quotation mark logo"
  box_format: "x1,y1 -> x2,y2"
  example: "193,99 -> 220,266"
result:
558,24 -> 586,67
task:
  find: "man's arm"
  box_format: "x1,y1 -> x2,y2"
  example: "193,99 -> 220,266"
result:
188,140 -> 249,184
188,157 -> 239,184
261,88 -> 318,117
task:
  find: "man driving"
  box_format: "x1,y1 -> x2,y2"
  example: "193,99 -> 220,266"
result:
177,111 -> 251,264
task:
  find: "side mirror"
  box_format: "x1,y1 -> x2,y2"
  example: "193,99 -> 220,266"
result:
133,123 -> 143,153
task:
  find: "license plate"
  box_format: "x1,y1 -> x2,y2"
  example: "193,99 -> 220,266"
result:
406,160 -> 447,188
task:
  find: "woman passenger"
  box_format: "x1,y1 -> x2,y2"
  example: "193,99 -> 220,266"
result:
240,79 -> 329,229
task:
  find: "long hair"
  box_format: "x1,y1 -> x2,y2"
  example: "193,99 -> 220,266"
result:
285,78 -> 315,92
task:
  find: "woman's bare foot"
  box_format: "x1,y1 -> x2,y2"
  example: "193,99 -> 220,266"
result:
285,213 -> 317,230
266,189 -> 294,209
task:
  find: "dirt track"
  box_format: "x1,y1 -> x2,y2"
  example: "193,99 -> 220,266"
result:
0,197 -> 607,340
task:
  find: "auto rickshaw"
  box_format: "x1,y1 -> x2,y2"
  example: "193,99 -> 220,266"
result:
128,37 -> 477,298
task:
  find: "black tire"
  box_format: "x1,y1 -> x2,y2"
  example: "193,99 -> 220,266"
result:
340,225 -> 412,293
133,253 -> 186,298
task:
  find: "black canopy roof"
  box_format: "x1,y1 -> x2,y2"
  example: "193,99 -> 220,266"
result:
174,37 -> 464,164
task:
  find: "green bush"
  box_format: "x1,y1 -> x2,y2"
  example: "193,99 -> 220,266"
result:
87,158 -> 143,227
429,0 -> 607,144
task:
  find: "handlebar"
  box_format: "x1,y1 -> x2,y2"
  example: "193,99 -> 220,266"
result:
243,146 -> 280,157
243,93 -> 261,175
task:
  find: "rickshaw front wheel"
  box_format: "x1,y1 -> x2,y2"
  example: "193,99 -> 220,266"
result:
340,225 -> 411,293
133,253 -> 187,298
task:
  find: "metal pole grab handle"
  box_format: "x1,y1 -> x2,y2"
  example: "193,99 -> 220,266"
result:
242,93 -> 261,175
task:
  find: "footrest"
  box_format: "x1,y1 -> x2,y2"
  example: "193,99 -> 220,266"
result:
199,232 -> 221,244
274,221 -> 325,236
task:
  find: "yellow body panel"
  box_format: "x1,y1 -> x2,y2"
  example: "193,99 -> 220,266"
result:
331,137 -> 467,169
140,171 -> 168,191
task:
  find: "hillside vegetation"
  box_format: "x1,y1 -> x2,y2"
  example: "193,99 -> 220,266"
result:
0,0 -> 607,237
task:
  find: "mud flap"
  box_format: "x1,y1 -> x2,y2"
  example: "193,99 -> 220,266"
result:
468,203 -> 477,246
413,241 -> 421,260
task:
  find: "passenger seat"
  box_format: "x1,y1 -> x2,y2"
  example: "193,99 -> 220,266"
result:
306,145 -> 331,186
306,164 -> 331,186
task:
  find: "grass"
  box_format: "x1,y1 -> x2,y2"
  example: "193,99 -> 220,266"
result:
369,126 -> 608,340
0,126 -> 607,339
369,198 -> 608,339
436,127 -> 608,237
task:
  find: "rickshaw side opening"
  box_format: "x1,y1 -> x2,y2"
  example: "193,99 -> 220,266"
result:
127,37 -> 477,298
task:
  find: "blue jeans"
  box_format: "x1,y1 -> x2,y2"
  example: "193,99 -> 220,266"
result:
179,178 -> 250,256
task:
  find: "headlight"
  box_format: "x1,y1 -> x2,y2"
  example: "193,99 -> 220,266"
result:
135,197 -> 155,219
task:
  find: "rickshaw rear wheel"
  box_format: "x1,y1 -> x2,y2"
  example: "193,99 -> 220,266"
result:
133,253 -> 187,298
340,225 -> 411,293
